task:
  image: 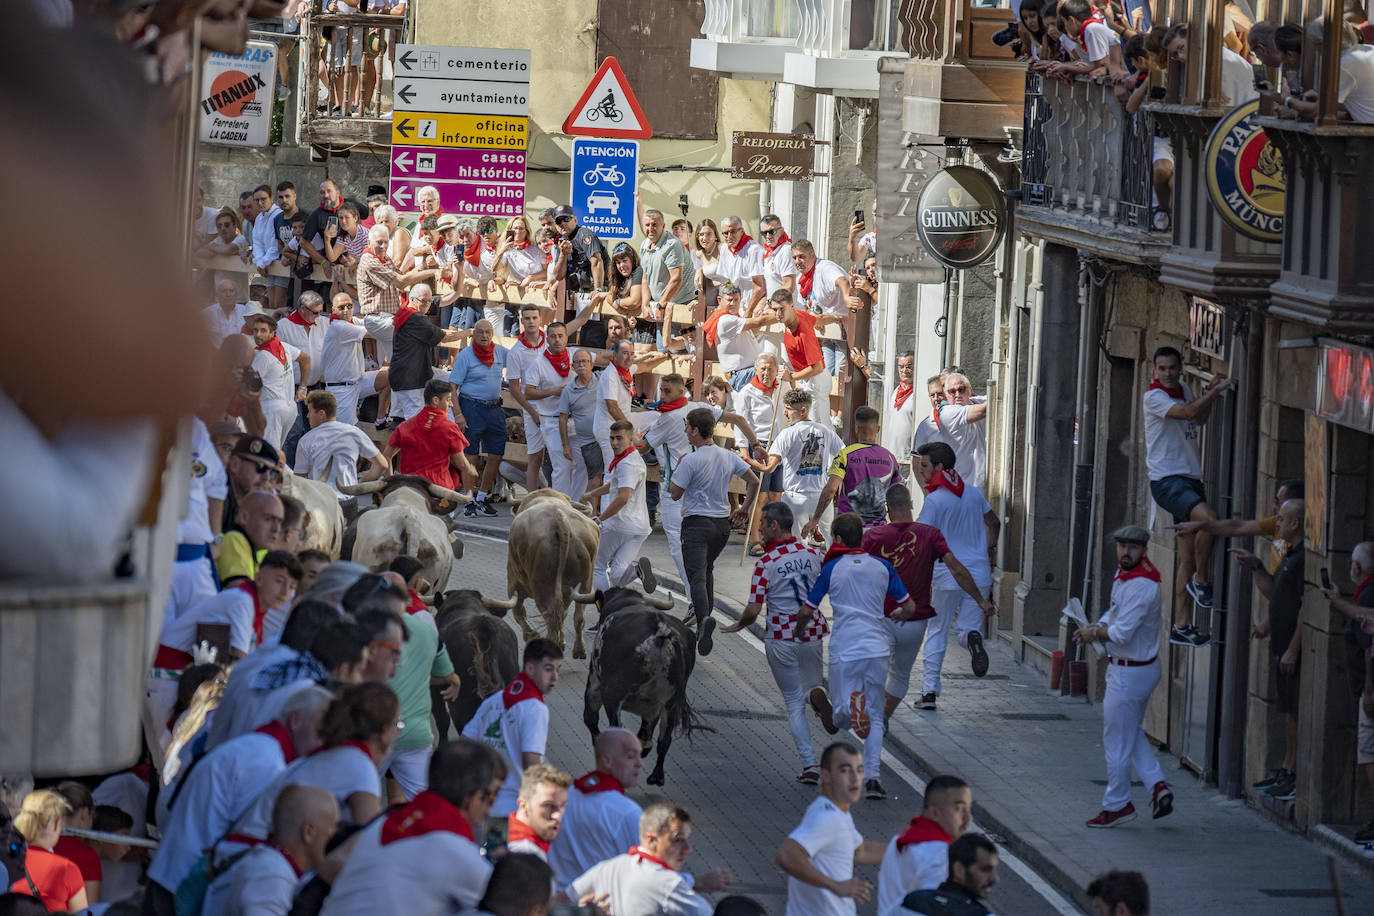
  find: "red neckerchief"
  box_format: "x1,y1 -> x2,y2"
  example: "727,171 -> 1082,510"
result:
511,239 -> 531,249
544,347 -> 571,377
502,672 -> 545,709
1115,554 -> 1162,583
893,384 -> 914,410
654,396 -> 688,413
607,446 -> 637,475
750,376 -> 778,395
629,845 -> 675,870
762,231 -> 792,255
321,201 -> 341,214
1147,379 -> 1185,399
573,771 -> 625,794
1355,575 -> 1374,604
257,338 -> 288,367
933,405 -> 942,430
822,544 -> 868,565
507,815 -> 549,853
361,248 -> 387,270
614,363 -> 634,390
519,331 -> 546,350
393,304 -> 420,331
253,720 -> 297,763
895,815 -> 953,851
273,844 -> 304,878
472,342 -> 495,367
925,468 -> 965,498
285,310 -> 313,328
765,536 -> 797,553
312,739 -> 375,763
726,233 -> 754,256
381,790 -> 474,846
702,306 -> 730,348
1076,12 -> 1105,41
234,579 -> 265,644
798,265 -> 816,299
483,238 -> 496,252
463,236 -> 482,267
405,589 -> 428,616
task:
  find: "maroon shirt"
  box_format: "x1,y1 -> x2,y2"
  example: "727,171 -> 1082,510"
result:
862,521 -> 949,620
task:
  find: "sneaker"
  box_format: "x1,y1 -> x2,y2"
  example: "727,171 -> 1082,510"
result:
1151,781 -> 1174,820
1252,768 -> 1290,790
697,617 -> 716,656
1086,803 -> 1137,828
967,630 -> 989,677
1354,819 -> 1374,843
809,687 -> 838,735
1185,577 -> 1214,608
864,779 -> 888,800
797,765 -> 821,785
849,692 -> 871,739
1170,624 -> 1210,647
463,501 -> 479,518
1264,773 -> 1297,800
914,692 -> 938,711
636,557 -> 656,593
478,500 -> 498,517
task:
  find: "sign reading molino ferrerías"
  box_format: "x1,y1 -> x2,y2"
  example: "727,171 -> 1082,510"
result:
731,131 -> 815,181
915,165 -> 1006,269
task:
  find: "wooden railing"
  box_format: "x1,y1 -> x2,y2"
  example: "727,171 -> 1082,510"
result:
300,1 -> 411,148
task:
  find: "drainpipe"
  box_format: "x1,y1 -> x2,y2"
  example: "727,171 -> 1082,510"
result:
1070,258 -> 1103,607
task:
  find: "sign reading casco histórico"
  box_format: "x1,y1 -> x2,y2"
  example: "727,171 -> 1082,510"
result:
730,131 -> 815,182
1204,100 -> 1285,243
915,165 -> 1006,269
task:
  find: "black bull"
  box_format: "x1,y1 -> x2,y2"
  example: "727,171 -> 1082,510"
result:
583,587 -> 712,786
431,589 -> 520,740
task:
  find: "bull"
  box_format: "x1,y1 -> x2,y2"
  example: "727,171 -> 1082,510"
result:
505,488 -> 599,659
431,589 -> 521,739
582,586 -> 709,787
282,470 -> 344,558
338,475 -> 467,593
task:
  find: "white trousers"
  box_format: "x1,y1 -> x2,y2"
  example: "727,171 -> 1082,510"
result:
922,585 -> 988,696
363,314 -> 394,362
660,492 -> 687,587
542,415 -> 577,497
383,746 -> 433,800
393,388 -> 425,420
766,640 -> 824,768
829,654 -> 887,782
523,411 -> 550,454
261,399 -> 298,450
328,370 -> 382,426
885,616 -> 931,701
594,527 -> 648,591
1102,658 -> 1166,810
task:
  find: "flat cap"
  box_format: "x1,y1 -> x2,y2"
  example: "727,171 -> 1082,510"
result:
1111,524 -> 1151,545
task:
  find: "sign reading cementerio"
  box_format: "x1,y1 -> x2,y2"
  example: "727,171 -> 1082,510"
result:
730,131 -> 815,182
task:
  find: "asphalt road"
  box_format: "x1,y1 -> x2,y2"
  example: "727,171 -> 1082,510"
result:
445,525 -> 1077,915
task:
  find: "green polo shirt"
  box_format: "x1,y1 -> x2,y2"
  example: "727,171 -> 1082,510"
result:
638,235 -> 696,306
388,612 -> 455,751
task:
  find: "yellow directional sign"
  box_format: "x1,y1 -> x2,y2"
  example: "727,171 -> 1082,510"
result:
391,111 -> 528,149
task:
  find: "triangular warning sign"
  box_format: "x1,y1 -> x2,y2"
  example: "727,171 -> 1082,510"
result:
562,56 -> 652,140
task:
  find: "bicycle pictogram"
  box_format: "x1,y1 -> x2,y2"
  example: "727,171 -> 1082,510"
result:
585,89 -> 624,123
582,163 -> 626,187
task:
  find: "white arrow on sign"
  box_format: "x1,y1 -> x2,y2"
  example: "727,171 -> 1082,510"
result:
394,151 -> 411,172
393,186 -> 411,207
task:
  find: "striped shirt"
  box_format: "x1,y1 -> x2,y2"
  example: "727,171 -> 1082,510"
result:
750,539 -> 828,642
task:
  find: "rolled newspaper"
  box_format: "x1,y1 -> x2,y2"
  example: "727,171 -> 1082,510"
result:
1061,597 -> 1107,658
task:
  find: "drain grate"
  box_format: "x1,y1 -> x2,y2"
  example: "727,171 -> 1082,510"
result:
699,708 -> 787,722
997,713 -> 1070,721
944,674 -> 1011,680
1092,779 -> 1144,786
1258,889 -> 1348,898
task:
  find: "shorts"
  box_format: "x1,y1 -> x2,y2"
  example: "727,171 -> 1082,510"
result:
633,321 -> 660,346
1149,474 -> 1206,524
267,274 -> 289,288
1358,695 -> 1374,766
459,395 -> 507,456
1153,136 -> 1174,165
728,366 -> 755,391
580,440 -> 605,480
523,412 -> 548,453
1274,663 -> 1301,716
392,388 -> 425,420
756,448 -> 783,492
331,25 -> 364,68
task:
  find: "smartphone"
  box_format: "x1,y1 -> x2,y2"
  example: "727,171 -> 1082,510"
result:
327,215 -> 340,231
1321,567 -> 1332,590
854,209 -> 865,224
277,224 -> 293,243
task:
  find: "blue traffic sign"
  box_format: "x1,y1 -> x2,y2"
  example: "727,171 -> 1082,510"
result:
571,139 -> 638,241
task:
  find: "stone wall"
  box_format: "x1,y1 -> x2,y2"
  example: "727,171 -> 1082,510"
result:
197,143 -> 391,212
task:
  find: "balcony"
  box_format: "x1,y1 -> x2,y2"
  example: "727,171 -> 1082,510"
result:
1016,73 -> 1171,264
693,0 -> 905,94
300,4 -> 411,148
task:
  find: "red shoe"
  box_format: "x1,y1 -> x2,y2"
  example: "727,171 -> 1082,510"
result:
850,691 -> 871,739
809,688 -> 837,735
1086,802 -> 1137,828
1151,782 -> 1174,819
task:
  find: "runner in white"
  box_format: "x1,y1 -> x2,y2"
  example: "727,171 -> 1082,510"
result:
549,728 -> 645,892
505,304 -> 550,496
875,774 -> 972,912
320,293 -> 389,427
763,388 -> 845,540
294,390 -> 388,495
506,763 -> 571,863
582,420 -> 652,592
248,313 -> 310,450
936,372 -> 989,493
523,321 -> 576,497
593,339 -> 636,483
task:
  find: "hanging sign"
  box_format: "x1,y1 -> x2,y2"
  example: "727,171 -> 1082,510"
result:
914,165 -> 1006,269
1204,99 -> 1285,243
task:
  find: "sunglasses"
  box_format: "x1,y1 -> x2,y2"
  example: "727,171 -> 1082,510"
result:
760,228 -> 779,236
555,216 -> 575,224
247,462 -> 284,482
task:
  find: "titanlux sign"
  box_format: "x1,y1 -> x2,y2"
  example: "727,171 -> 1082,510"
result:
731,131 -> 815,182
915,165 -> 1006,269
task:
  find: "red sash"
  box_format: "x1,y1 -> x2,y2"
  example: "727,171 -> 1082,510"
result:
544,348 -> 571,377
798,266 -> 816,299
654,397 -> 688,413
573,771 -> 624,794
257,338 -> 288,367
507,815 -> 550,853
726,233 -> 754,255
472,343 -> 495,367
925,468 -> 965,498
502,672 -> 544,709
895,815 -> 953,851
762,231 -> 792,255
1147,379 -> 1185,399
381,791 -> 475,846
607,447 -> 637,475
893,384 -> 914,410
1115,555 -> 1162,583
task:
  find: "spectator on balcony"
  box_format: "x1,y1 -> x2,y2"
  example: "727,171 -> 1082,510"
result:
1245,21 -> 1301,95
249,185 -> 286,312
1046,0 -> 1126,80
1163,22 -> 1258,106
759,214 -> 797,298
1095,0 -> 1142,41
1282,20 -> 1374,124
327,0 -> 364,116
493,214 -> 547,297
719,215 -> 768,316
847,199 -> 877,262
1017,0 -> 1050,61
693,218 -> 730,301
1122,35 -> 1174,228
792,239 -> 862,379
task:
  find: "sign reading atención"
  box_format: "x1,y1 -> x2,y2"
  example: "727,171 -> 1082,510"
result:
914,166 -> 1006,269
730,131 -> 815,182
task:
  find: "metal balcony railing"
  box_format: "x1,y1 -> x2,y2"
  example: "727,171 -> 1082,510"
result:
700,0 -> 903,53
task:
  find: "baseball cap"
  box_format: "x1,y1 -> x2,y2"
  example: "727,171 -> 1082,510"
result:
1111,524 -> 1151,545
552,205 -> 575,220
230,435 -> 284,472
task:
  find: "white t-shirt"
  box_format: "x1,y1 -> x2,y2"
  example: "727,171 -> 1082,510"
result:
769,420 -> 844,498
253,341 -> 302,404
159,587 -> 257,656
1141,383 -> 1202,481
505,335 -> 548,385
762,241 -> 797,296
202,843 -> 302,916
603,450 -> 651,536
801,259 -> 849,318
204,303 -> 249,346
911,413 -> 949,456
320,816 -> 491,915
294,420 -> 380,492
230,745 -> 382,839
179,417 -> 228,544
785,796 -> 864,916
1081,20 -> 1120,64
276,316 -> 326,386
1221,45 -> 1259,107
524,353 -> 574,418
672,446 -> 751,518
718,239 -> 765,302
917,483 -> 994,591
883,392 -> 918,468
715,313 -> 761,373
548,783 -> 643,892
594,367 -> 634,438
876,836 -> 949,914
737,382 -> 778,442
937,398 -> 988,492
805,553 -> 909,663
461,691 -> 549,817
643,402 -> 701,488
499,244 -> 547,281
1339,45 -> 1374,124
569,852 -> 712,916
321,317 -> 368,383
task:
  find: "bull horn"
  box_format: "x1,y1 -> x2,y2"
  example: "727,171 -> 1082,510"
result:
645,593 -> 675,610
426,482 -> 472,505
338,480 -> 388,496
571,589 -> 598,604
481,595 -> 517,611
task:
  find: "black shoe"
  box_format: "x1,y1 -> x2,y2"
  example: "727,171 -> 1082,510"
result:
478,500 -> 498,517
1264,773 -> 1297,800
914,692 -> 937,711
697,617 -> 716,656
1185,577 -> 1214,608
636,557 -> 656,593
1252,768 -> 1289,790
1170,624 -> 1210,647
1355,820 -> 1374,843
967,631 -> 989,677
864,779 -> 888,800
463,501 -> 479,518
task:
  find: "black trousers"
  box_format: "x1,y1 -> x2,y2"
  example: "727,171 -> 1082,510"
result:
681,515 -> 732,624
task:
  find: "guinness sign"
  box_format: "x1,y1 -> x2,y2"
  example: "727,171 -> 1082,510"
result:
731,131 -> 815,182
915,166 -> 1006,269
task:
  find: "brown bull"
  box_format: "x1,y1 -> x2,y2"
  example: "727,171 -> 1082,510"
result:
503,488 -> 599,658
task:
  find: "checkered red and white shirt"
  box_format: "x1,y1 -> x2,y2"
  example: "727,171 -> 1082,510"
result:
750,539 -> 829,642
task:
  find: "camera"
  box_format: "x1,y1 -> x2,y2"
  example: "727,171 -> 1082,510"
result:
235,366 -> 264,394
991,19 -> 1020,46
